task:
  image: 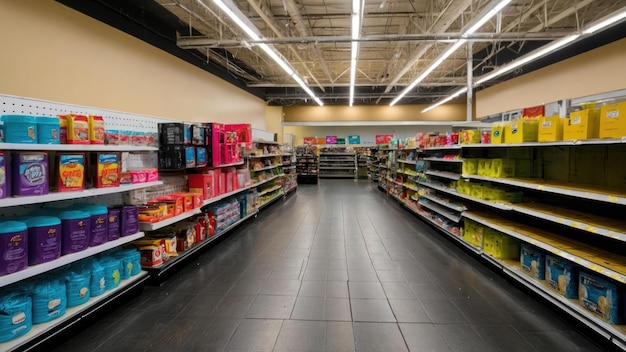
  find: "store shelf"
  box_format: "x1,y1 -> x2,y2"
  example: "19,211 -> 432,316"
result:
215,160 -> 245,168
0,271 -> 149,352
319,174 -> 355,178
425,170 -> 461,181
397,159 -> 417,165
462,175 -> 626,206
0,181 -> 164,208
0,232 -> 144,288
139,209 -> 202,232
253,139 -> 279,145
423,157 -> 463,163
417,181 -> 513,210
320,152 -> 356,156
320,158 -> 355,162
463,211 -> 626,284
0,143 -> 158,152
403,184 -> 418,192
249,154 -> 282,158
379,164 -> 389,169
203,186 -> 256,206
251,175 -> 281,188
144,211 -> 257,280
512,202 -> 626,242
258,184 -> 283,196
418,201 -> 462,223
258,192 -> 284,210
423,145 -> 461,151
461,138 -> 626,149
284,185 -> 298,195
319,166 -> 356,170
252,164 -> 283,172
422,193 -> 467,212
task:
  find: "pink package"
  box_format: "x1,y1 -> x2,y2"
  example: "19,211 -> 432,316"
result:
130,170 -> 146,184
218,172 -> 226,195
145,168 -> 158,183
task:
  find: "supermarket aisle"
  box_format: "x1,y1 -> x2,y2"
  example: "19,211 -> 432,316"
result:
54,180 -> 603,352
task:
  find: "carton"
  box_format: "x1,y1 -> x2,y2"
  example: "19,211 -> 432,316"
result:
477,159 -> 492,177
564,109 -> 600,140
599,102 -> 626,139
520,243 -> 545,280
492,232 -> 519,259
546,255 -> 578,299
462,159 -> 478,175
538,115 -> 564,142
490,159 -> 516,178
491,124 -> 506,144
579,271 -> 621,324
505,120 -> 538,144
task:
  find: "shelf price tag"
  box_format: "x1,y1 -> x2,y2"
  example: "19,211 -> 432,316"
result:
583,225 -> 598,233
607,196 -> 618,203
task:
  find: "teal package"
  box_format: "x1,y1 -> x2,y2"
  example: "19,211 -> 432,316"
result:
546,254 -> 578,298
520,243 -> 545,280
579,271 -> 620,324
185,146 -> 196,168
3,115 -> 37,144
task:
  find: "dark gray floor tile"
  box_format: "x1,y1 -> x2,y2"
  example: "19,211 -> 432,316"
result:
410,284 -> 446,299
353,322 -> 408,352
226,278 -> 265,296
348,270 -> 379,282
269,267 -> 302,280
211,295 -> 256,318
324,297 -> 352,321
274,320 -> 326,351
349,282 -> 386,299
372,259 -> 397,270
351,299 -> 396,322
291,296 -> 325,320
382,282 -> 417,299
400,323 -> 451,352
225,319 -> 282,351
177,317 -> 241,352
451,298 -> 507,325
524,330 -> 603,352
259,279 -> 301,296
326,322 -> 355,352
327,269 -> 349,281
326,281 -> 350,298
473,325 -> 538,352
299,280 -> 326,297
303,268 -> 327,281
178,294 -> 223,317
436,324 -> 493,352
421,299 -> 468,324
307,258 -> 329,269
377,270 -> 406,282
246,295 -> 297,319
389,299 -> 431,323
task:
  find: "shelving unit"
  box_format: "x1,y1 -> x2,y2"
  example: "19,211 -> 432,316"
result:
296,145 -> 319,184
319,150 -> 357,178
282,147 -> 298,195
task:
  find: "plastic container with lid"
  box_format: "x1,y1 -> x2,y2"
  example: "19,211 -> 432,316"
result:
88,259 -> 106,297
31,277 -> 67,324
58,210 -> 91,255
0,290 -> 32,342
23,216 -> 61,266
79,204 -> 109,247
65,267 -> 91,307
36,116 -> 60,144
1,115 -> 37,144
0,221 -> 28,276
107,208 -> 120,241
99,257 -> 122,291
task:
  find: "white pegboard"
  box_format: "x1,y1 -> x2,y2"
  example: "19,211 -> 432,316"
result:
125,174 -> 188,204
0,94 -> 177,133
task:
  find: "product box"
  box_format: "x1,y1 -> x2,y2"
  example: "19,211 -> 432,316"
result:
158,145 -> 185,170
0,221 -> 28,275
505,120 -> 538,144
564,109 -> 600,141
158,123 -> 185,146
92,153 -> 120,188
196,147 -> 208,168
191,124 -> 205,145
0,152 -> 7,199
12,152 -> 49,196
579,271 -> 621,324
482,227 -> 496,256
546,255 -> 578,299
462,159 -> 478,175
107,208 -> 120,241
490,159 -> 516,178
599,102 -> 626,139
460,130 -> 480,144
477,159 -> 492,177
492,232 -> 519,259
185,146 -> 196,168
176,223 -> 196,251
205,123 -> 225,166
139,245 -> 163,267
188,173 -> 214,200
491,124 -> 506,144
538,115 -> 564,142
88,115 -> 105,144
56,153 -> 85,192
36,116 -> 60,144
67,114 -> 90,144
2,115 -> 37,144
183,123 -> 192,145
520,243 -> 546,280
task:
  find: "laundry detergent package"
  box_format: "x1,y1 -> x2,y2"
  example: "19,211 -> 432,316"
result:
24,216 -> 61,266
520,243 -> 545,280
12,152 -> 48,196
0,290 -> 32,342
65,269 -> 90,307
546,254 -> 578,299
31,278 -> 67,324
36,116 -> 60,144
58,210 -> 91,255
0,151 -> 7,199
119,205 -> 139,236
0,221 -> 28,276
92,152 -> 120,188
578,271 -> 621,324
2,115 -> 37,144
56,153 -> 85,192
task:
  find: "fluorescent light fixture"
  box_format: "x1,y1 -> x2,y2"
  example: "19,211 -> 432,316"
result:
463,0 -> 512,36
583,7 -> 626,34
350,0 -> 362,106
475,34 -> 578,85
422,87 -> 468,113
212,0 -> 322,105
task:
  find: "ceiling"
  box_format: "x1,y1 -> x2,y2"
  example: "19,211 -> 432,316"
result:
60,0 -> 626,106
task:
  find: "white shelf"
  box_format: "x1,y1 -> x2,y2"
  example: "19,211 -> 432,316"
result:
249,154 -> 282,158
258,192 -> 284,210
417,181 -> 513,210
463,211 -> 626,284
258,184 -> 283,196
418,201 -> 462,223
319,166 -> 356,170
0,271 -> 149,352
320,152 -> 355,156
215,160 -> 245,168
0,143 -> 157,152
139,209 -> 201,232
397,159 -> 417,165
462,174 -> 626,206
461,138 -> 626,148
0,181 -> 164,208
422,193 -> 467,212
251,175 -> 280,188
0,232 -> 145,288
253,139 -> 280,145
423,145 -> 461,151
252,164 -> 283,172
423,157 -> 463,163
425,170 -> 461,181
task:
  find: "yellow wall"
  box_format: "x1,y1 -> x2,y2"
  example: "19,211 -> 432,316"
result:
0,0 -> 266,128
283,103 -> 467,122
283,125 -> 452,146
476,38 -> 626,118
265,106 -> 283,144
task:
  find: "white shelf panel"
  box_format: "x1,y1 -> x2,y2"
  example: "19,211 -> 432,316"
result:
0,143 -> 157,152
462,174 -> 626,206
425,170 -> 461,181
253,140 -> 280,145
0,181 -> 163,208
252,164 -> 283,172
463,211 -> 626,284
0,232 -> 144,288
214,160 -> 245,168
139,209 -> 201,232
398,159 -> 417,165
423,157 -> 463,163
422,193 -> 467,212
0,271 -> 149,352
258,184 -> 283,196
417,181 -> 513,210
419,201 -> 462,223
251,175 -> 281,188
423,145 -> 461,151
319,166 -> 356,170
258,192 -> 284,210
249,154 -> 282,158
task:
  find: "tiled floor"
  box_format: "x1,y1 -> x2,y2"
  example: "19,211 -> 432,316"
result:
53,180 -> 606,351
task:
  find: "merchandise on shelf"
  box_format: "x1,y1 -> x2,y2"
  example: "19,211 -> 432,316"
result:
31,278 -> 67,324
13,152 -> 49,196
520,243 -> 546,280
54,153 -> 86,192
0,221 -> 28,276
24,216 -> 62,266
2,115 -> 38,144
36,116 -> 61,145
546,254 -> 578,299
58,210 -> 91,255
88,115 -> 105,145
90,152 -> 120,188
578,271 -> 622,324
505,119 -> 539,144
0,152 -> 6,199
107,208 -> 120,241
0,291 -> 33,342
599,101 -> 626,139
564,108 -> 600,141
80,204 -> 109,247
66,115 -> 90,144
538,115 -> 565,142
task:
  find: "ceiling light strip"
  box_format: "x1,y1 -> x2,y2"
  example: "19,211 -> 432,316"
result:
212,0 -> 323,106
350,0 -> 362,106
421,87 -> 468,113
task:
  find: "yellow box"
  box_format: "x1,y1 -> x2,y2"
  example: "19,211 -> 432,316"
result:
477,159 -> 492,177
457,179 -> 471,195
460,130 -> 481,144
505,120 -> 538,144
491,124 -> 506,144
482,186 -> 504,201
462,159 -> 478,175
493,233 -> 520,259
490,159 -> 516,178
538,115 -> 564,142
599,102 -> 626,139
483,228 -> 496,255
470,183 -> 485,199
563,109 -> 600,140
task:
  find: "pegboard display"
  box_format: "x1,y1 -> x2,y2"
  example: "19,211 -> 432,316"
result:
0,94 -> 176,134
125,174 -> 188,205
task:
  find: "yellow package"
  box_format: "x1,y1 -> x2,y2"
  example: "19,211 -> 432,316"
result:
94,152 -> 120,188
490,159 -> 516,178
461,130 -> 481,144
505,119 -> 539,144
491,124 -> 506,144
462,159 -> 478,175
538,115 -> 564,142
89,115 -> 105,144
470,183 -> 485,199
67,114 -> 89,144
483,228 -> 496,255
599,102 -> 626,139
564,109 -> 600,140
477,159 -> 492,177
492,233 -> 520,259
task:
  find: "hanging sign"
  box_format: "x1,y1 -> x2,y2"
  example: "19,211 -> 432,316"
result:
336,138 -> 346,144
303,137 -> 315,145
348,135 -> 361,144
326,136 -> 337,144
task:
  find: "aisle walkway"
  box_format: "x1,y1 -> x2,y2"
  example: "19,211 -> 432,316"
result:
55,180 -> 603,352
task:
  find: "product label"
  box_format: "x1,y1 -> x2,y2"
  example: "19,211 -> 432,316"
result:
98,154 -> 120,186
59,155 -> 85,189
12,312 -> 25,325
607,109 -> 619,119
572,116 -> 582,125
542,121 -> 552,128
23,164 -> 45,185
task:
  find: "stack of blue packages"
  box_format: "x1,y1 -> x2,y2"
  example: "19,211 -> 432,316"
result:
0,290 -> 32,342
65,264 -> 91,308
88,259 -> 106,297
99,257 -> 122,291
31,277 -> 67,324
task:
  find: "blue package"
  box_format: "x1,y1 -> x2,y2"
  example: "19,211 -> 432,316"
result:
546,255 -> 578,298
185,146 -> 196,168
196,147 -> 208,167
192,124 -> 205,145
184,123 -> 192,145
2,115 -> 37,144
579,271 -> 621,324
520,243 -> 545,280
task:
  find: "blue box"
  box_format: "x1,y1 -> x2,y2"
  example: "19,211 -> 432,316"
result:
579,271 -> 621,324
184,123 -> 192,145
36,116 -> 60,144
520,243 -> 545,280
196,147 -> 208,167
546,255 -> 578,298
2,115 -> 37,144
185,146 -> 196,168
191,124 -> 205,145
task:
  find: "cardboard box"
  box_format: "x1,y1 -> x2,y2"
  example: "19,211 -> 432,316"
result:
546,255 -> 578,299
538,115 -> 564,142
520,243 -> 545,280
477,159 -> 492,177
139,245 -> 163,267
491,124 -> 506,144
564,109 -> 600,140
579,271 -> 621,324
505,120 -> 538,144
188,173 -> 214,200
599,102 -> 626,139
492,232 -> 519,259
482,228 -> 496,256
490,159 -> 516,178
462,159 -> 478,175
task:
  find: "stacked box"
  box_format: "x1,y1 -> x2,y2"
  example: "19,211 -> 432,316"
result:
578,271 -> 621,324
599,102 -> 626,139
538,115 -> 564,142
490,159 -> 515,178
492,233 -> 519,259
505,120 -> 539,143
546,255 -> 578,299
491,124 -> 506,144
462,159 -> 478,175
520,243 -> 545,280
564,109 -> 600,140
